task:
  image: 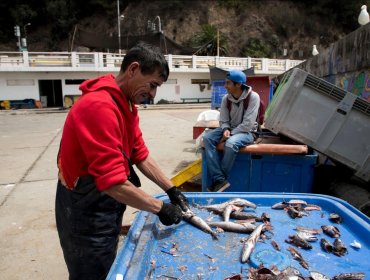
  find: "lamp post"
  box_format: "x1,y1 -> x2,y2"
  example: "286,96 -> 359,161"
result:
117,0 -> 121,53
148,16 -> 162,33
22,23 -> 31,51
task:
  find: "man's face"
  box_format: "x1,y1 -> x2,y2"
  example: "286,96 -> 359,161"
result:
224,79 -> 239,96
127,65 -> 165,104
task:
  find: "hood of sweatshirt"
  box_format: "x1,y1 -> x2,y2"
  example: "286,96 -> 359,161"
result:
79,74 -> 133,114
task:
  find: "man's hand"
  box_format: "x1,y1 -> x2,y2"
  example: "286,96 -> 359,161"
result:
220,129 -> 230,142
166,187 -> 190,212
156,202 -> 182,226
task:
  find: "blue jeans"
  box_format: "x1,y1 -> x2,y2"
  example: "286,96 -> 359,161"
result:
203,127 -> 254,186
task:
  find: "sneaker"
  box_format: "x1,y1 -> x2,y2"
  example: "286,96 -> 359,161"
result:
208,180 -> 230,192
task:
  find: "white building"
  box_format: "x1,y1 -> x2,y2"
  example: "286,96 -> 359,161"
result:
0,51 -> 303,107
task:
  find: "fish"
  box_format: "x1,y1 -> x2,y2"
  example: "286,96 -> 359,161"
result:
260,212 -> 270,222
271,240 -> 281,251
304,204 -> 322,211
285,206 -> 308,219
280,266 -> 303,278
240,224 -> 265,263
310,271 -> 330,280
295,226 -> 322,234
287,246 -> 309,270
333,238 -> 347,256
208,221 -> 256,233
287,246 -> 303,260
296,230 -> 318,242
271,201 -> 288,209
288,199 -> 308,206
286,234 -> 312,249
322,225 -> 341,238
332,273 -> 365,280
320,238 -> 334,253
182,211 -> 218,240
329,213 -> 342,224
198,198 -> 257,211
214,210 -> 260,221
223,204 -> 240,222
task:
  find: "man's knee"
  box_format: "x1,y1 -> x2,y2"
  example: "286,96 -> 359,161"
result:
224,140 -> 239,153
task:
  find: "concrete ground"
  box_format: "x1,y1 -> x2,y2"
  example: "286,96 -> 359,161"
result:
0,105 -> 206,280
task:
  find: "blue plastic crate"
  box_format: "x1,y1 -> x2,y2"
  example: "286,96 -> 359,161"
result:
107,193 -> 370,280
202,151 -> 317,192
211,80 -> 227,109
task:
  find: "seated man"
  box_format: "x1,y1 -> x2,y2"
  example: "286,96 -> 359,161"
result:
203,70 -> 260,192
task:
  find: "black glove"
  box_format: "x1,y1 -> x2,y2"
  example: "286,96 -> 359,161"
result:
156,202 -> 182,226
166,187 -> 190,212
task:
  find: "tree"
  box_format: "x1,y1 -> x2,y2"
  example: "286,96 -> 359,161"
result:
190,24 -> 228,56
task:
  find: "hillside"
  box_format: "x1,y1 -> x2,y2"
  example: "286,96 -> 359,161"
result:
1,0 -> 368,59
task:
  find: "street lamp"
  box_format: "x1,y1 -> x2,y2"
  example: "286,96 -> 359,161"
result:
24,23 -> 31,38
147,16 -> 162,33
117,0 -> 121,53
22,23 -> 31,51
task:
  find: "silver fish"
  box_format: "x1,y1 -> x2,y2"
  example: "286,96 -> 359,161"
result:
182,211 -> 218,240
332,273 -> 365,280
271,201 -> 288,209
240,223 -> 264,263
295,226 -> 322,234
304,204 -> 322,211
296,230 -> 318,242
231,211 -> 261,221
281,266 -> 302,278
209,221 -> 256,233
223,204 -> 240,222
288,199 -> 308,206
199,198 -> 257,211
310,271 -> 330,280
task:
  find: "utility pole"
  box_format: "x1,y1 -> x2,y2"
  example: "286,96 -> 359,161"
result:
217,28 -> 220,57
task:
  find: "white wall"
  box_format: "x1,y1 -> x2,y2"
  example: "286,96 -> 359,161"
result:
0,73 -> 39,100
156,72 -> 212,103
0,71 -> 212,104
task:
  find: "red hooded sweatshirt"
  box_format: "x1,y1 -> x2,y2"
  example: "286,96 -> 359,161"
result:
58,74 -> 149,191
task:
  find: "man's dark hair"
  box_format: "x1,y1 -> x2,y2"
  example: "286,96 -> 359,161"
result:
120,42 -> 169,81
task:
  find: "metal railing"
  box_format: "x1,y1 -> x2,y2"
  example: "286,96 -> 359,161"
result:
0,51 -> 304,75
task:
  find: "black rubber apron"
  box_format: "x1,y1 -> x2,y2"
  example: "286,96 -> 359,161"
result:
55,175 -> 126,280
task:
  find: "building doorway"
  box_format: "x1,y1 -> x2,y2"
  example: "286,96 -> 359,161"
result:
38,80 -> 63,107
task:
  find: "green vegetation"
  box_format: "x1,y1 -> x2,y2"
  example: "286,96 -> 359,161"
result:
189,24 -> 228,56
0,0 -> 368,52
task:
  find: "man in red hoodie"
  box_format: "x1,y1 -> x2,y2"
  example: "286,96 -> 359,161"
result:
55,43 -> 189,280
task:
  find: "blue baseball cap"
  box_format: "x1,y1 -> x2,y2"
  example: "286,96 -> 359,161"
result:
226,70 -> 247,86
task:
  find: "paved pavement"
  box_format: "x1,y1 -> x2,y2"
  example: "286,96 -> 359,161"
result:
0,105 -> 208,279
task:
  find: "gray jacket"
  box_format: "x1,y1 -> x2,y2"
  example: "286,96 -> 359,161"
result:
219,86 -> 260,135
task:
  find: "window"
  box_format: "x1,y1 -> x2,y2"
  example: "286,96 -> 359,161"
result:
191,79 -> 210,84
165,79 -> 177,84
65,79 -> 86,85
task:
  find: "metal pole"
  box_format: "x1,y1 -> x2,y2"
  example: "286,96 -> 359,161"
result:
117,0 -> 121,54
217,29 -> 219,57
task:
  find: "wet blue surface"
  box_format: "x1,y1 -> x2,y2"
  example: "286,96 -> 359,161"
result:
107,193 -> 370,280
